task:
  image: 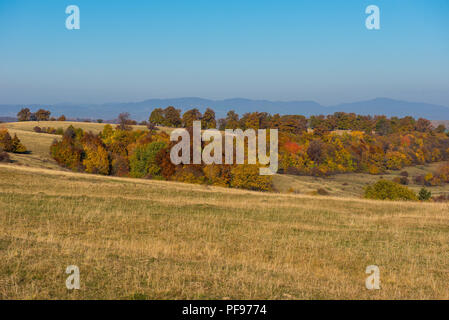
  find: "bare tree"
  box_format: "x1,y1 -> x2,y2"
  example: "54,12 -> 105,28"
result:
117,112 -> 132,131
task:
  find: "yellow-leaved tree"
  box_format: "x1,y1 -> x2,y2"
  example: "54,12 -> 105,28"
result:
83,145 -> 110,175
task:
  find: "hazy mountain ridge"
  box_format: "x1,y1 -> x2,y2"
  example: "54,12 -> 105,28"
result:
1,97 -> 449,121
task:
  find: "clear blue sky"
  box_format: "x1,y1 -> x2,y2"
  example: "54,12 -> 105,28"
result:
0,0 -> 448,106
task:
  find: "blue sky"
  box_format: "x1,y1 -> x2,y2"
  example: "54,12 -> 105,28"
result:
0,0 -> 448,106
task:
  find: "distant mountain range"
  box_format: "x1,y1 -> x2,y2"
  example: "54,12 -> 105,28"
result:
1,97 -> 449,121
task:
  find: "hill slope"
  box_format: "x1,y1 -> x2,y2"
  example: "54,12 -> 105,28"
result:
2,97 -> 449,120
1,164 -> 449,299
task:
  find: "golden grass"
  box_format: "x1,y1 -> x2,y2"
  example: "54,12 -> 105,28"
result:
1,163 -> 449,299
0,121 -> 173,135
274,162 -> 449,198
0,121 -> 173,170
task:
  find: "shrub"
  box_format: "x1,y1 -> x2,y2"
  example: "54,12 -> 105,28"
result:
368,165 -> 381,175
0,129 -> 13,152
155,147 -> 176,179
230,165 -> 272,191
433,194 -> 449,202
0,129 -> 27,153
393,176 -> 409,185
203,164 -> 232,187
316,188 -> 329,195
400,176 -> 409,185
400,171 -> 409,177
0,151 -> 11,163
129,141 -> 167,178
414,175 -> 425,185
111,154 -> 129,177
418,188 -> 432,201
11,134 -> 27,153
33,126 -> 42,133
173,165 -> 206,184
364,180 -> 417,201
436,162 -> 449,183
50,138 -> 84,171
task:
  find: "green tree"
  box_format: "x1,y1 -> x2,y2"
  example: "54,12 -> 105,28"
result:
163,106 -> 181,127
182,108 -> 202,128
418,187 -> 432,201
364,180 -> 417,201
225,110 -> 239,129
129,141 -> 167,178
35,109 -> 51,121
435,124 -> 446,133
202,108 -> 216,129
375,117 -> 392,136
17,108 -> 31,121
149,108 -> 165,125
245,112 -> 260,130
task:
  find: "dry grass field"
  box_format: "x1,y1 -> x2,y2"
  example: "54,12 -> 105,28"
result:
273,162 -> 449,198
1,121 -> 449,299
1,164 -> 449,299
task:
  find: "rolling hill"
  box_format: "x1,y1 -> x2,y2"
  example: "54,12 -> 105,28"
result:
2,97 -> 449,121
1,121 -> 449,299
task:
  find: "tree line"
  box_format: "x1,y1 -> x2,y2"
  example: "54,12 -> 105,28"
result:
50,125 -> 271,191
149,106 -> 447,135
17,108 -> 66,122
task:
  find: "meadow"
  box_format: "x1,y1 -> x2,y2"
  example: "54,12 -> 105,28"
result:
1,121 -> 449,299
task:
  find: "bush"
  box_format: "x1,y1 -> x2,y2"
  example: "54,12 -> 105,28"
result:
50,138 -> 84,171
0,151 -> 11,163
316,188 -> 330,195
436,162 -> 449,183
393,176 -> 409,185
364,179 -> 417,201
400,171 -> 409,177
230,165 -> 272,191
0,129 -> 26,153
33,126 -> 42,133
414,175 -> 425,185
111,154 -> 129,177
418,188 -> 432,201
433,194 -> 449,202
129,141 -> 167,178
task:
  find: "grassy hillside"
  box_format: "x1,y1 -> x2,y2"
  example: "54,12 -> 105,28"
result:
1,120 -> 174,135
0,121 -> 171,170
1,121 -> 449,299
2,121 -> 147,134
2,121 -> 447,198
273,162 -> 449,198
1,164 -> 449,299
